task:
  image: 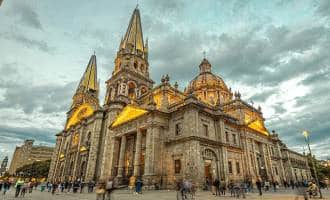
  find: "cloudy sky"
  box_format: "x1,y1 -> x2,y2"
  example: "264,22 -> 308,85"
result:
0,0 -> 329,163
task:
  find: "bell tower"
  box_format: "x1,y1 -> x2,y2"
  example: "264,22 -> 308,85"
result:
104,7 -> 153,105
65,54 -> 100,130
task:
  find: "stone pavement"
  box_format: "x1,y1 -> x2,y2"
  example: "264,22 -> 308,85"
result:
0,189 -> 329,200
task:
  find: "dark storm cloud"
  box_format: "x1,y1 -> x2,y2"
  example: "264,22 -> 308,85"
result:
0,31 -> 54,53
145,0 -> 185,16
0,82 -> 75,114
0,64 -> 75,114
207,25 -> 330,85
250,88 -> 277,102
0,125 -> 56,144
316,0 -> 330,18
148,23 -> 329,89
11,1 -> 43,29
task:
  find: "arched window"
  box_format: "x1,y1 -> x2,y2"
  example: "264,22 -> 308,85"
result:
128,82 -> 136,99
134,62 -> 138,70
140,87 -> 147,95
80,161 -> 87,179
86,132 -> 91,147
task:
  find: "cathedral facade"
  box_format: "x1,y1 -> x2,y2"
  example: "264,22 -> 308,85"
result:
48,7 -> 311,188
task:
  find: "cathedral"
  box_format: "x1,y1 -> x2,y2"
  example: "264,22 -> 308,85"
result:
48,7 -> 311,188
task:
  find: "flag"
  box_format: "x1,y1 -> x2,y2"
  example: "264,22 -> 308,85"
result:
302,130 -> 310,139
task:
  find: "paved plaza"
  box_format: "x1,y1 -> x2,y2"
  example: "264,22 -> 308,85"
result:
0,189 -> 329,200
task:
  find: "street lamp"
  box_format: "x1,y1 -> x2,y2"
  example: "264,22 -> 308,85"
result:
302,130 -> 323,199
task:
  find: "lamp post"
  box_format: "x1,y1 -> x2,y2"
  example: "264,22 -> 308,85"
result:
303,130 -> 323,199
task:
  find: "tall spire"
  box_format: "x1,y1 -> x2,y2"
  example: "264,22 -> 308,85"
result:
77,54 -> 98,93
121,7 -> 144,53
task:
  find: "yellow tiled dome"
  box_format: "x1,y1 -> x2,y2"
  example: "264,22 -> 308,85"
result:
186,58 -> 232,105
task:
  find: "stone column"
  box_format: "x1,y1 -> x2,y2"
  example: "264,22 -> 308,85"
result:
85,113 -> 103,181
143,125 -> 162,187
117,135 -> 127,177
133,129 -> 142,177
144,128 -> 152,176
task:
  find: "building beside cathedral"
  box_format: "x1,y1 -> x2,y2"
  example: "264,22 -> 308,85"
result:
8,140 -> 54,175
48,7 -> 311,188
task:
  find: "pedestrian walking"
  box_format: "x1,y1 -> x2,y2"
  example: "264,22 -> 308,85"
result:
3,180 -> 9,195
135,177 -> 143,194
51,182 -> 58,195
240,182 -> 247,199
40,182 -> 46,192
0,180 -> 3,192
15,179 -> 24,197
220,180 -> 226,196
95,181 -> 106,200
214,179 -> 220,196
73,180 -> 80,193
106,178 -> 114,199
67,180 -> 72,192
28,181 -> 33,193
256,177 -> 263,196
88,180 -> 95,193
176,179 -> 183,200
80,181 -> 85,193
264,180 -> 270,191
60,182 -> 65,192
273,180 -> 278,192
20,181 -> 28,197
228,180 -> 234,196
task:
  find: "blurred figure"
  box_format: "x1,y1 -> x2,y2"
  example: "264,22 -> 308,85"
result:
135,177 -> 143,194
15,178 -> 24,197
80,181 -> 85,193
88,180 -> 95,193
51,182 -> 58,195
3,179 -> 10,195
95,181 -> 106,200
106,177 -> 115,199
256,177 -> 263,196
220,180 -> 226,196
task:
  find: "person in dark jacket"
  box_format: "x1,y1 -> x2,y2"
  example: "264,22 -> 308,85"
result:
214,179 -> 220,196
256,178 -> 263,196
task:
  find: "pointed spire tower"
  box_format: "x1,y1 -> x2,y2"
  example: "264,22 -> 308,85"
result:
65,54 -> 100,130
121,7 -> 145,54
105,7 -> 153,105
71,54 -> 99,111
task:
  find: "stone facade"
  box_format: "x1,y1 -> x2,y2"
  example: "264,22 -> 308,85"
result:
8,140 -> 54,175
48,7 -> 311,188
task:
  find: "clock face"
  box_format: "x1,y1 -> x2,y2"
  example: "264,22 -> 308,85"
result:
66,103 -> 94,129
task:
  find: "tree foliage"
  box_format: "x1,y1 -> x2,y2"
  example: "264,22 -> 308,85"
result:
307,154 -> 330,181
15,160 -> 51,178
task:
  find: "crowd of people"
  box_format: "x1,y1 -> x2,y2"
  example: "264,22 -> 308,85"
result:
200,177 -> 322,199
0,176 -> 327,199
42,179 -> 96,194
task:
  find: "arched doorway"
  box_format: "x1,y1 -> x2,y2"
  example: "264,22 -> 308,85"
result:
203,149 -> 219,182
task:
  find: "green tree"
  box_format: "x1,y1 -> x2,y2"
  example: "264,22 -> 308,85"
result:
307,154 -> 330,181
16,160 -> 51,178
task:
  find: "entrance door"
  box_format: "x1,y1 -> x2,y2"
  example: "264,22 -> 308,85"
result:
205,164 -> 212,181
